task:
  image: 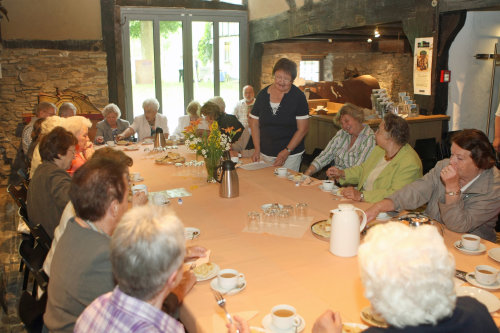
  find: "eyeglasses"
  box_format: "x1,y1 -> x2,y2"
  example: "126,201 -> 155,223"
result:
274,75 -> 292,84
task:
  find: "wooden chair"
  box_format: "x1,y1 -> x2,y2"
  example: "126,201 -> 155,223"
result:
7,183 -> 28,211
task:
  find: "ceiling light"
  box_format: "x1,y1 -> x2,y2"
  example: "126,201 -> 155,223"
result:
367,38 -> 373,43
328,38 -> 333,43
374,28 -> 380,38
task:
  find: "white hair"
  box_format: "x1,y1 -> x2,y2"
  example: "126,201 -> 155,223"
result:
58,102 -> 77,117
102,103 -> 121,118
64,116 -> 92,136
40,116 -> 66,136
358,222 -> 456,328
110,205 -> 185,301
142,98 -> 160,113
208,96 -> 225,113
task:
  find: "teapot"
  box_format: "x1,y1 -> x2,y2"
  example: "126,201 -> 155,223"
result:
215,159 -> 239,198
153,127 -> 166,149
329,204 -> 367,257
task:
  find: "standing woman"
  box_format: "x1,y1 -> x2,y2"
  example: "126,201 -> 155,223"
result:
95,103 -> 131,144
250,58 -> 309,171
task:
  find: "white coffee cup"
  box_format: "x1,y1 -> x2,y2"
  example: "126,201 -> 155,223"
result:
132,184 -> 148,196
153,193 -> 168,206
275,167 -> 287,177
322,180 -> 334,191
130,172 -> 141,182
271,304 -> 301,330
461,234 -> 480,251
475,265 -> 499,285
231,156 -> 239,163
217,269 -> 245,291
106,141 -> 115,147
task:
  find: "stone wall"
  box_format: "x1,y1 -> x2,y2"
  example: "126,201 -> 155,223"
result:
260,45 -> 413,102
0,47 -> 108,185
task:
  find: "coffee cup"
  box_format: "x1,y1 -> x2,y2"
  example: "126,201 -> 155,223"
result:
271,304 -> 301,330
153,193 -> 168,206
106,141 -> 116,147
217,269 -> 245,291
322,180 -> 334,191
132,184 -> 148,196
231,156 -> 239,163
275,167 -> 287,177
475,265 -> 499,285
461,234 -> 480,251
130,172 -> 141,182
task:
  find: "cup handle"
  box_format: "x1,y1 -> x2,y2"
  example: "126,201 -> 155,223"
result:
274,168 -> 278,175
293,316 -> 302,328
238,273 -> 245,283
354,207 -> 367,232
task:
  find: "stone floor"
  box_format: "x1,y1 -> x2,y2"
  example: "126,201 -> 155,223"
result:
0,189 -> 27,332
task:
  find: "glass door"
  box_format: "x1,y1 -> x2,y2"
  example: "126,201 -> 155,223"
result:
192,21 -> 214,104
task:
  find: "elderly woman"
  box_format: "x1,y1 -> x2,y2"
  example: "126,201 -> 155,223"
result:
366,129 -> 500,242
95,103 -> 131,144
117,98 -> 169,142
173,101 -> 208,138
309,223 -> 497,333
250,58 -> 309,171
327,113 -> 422,202
27,127 -> 77,238
58,102 -> 77,118
200,101 -> 244,143
65,116 -> 94,176
304,103 -> 375,177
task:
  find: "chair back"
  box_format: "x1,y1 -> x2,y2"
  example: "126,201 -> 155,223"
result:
7,183 -> 28,210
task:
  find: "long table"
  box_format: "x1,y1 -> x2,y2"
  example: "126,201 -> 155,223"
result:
125,146 -> 500,332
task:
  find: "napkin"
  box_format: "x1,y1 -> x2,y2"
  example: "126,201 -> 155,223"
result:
195,249 -> 211,266
299,176 -> 322,187
212,310 -> 259,332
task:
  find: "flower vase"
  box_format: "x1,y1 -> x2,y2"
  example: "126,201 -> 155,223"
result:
204,155 -> 220,183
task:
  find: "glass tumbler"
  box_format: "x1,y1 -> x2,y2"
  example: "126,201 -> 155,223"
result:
247,211 -> 261,231
296,203 -> 308,219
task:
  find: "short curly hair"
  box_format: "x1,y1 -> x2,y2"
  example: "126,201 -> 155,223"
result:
39,127 -> 77,162
102,103 -> 121,118
272,58 -> 298,81
200,101 -> 222,120
382,113 -> 409,146
336,103 -> 364,124
451,129 -> 495,169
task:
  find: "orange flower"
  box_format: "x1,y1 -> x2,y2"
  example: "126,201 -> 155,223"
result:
192,118 -> 202,126
223,126 -> 234,134
184,125 -> 194,133
235,128 -> 242,133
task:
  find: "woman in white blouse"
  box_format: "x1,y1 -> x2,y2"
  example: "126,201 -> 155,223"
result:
117,98 -> 169,141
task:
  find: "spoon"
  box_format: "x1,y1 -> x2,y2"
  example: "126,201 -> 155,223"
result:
191,231 -> 199,240
223,281 -> 245,295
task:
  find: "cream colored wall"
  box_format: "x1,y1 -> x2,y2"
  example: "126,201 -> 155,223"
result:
249,0 -> 288,20
1,0 -> 102,40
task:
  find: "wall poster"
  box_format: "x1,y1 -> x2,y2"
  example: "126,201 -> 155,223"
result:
413,37 -> 433,96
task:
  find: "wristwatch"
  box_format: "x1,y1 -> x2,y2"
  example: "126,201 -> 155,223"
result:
360,192 -> 364,201
285,147 -> 292,153
445,189 -> 461,196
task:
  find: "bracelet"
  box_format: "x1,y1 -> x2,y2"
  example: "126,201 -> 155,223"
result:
445,190 -> 461,196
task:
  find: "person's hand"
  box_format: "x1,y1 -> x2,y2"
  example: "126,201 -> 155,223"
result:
185,246 -> 207,261
493,137 -> 500,153
229,150 -> 239,157
116,134 -> 124,141
171,269 -> 196,302
252,151 -> 260,162
273,149 -> 289,167
341,187 -> 362,201
326,167 -> 344,180
440,164 -> 460,192
132,191 -> 148,206
304,165 -> 316,176
83,142 -> 94,160
312,310 -> 343,333
365,205 -> 381,222
95,136 -> 104,144
226,315 -> 250,333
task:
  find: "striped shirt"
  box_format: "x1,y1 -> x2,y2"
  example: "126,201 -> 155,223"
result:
311,124 -> 375,171
75,287 -> 185,333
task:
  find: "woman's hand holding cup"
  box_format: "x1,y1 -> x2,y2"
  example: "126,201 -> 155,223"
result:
326,166 -> 344,180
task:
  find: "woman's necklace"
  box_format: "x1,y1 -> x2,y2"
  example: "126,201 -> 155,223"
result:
384,146 -> 402,161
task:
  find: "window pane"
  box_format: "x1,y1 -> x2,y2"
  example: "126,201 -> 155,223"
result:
222,0 -> 242,4
159,21 -> 184,132
129,20 -> 156,118
192,21 -> 214,103
219,22 -> 239,114
299,60 -> 320,82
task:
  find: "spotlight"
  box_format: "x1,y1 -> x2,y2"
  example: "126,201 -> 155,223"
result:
374,28 -> 380,38
367,38 -> 373,43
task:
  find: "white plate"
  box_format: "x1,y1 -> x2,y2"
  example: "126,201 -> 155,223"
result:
261,203 -> 284,211
184,227 -> 200,240
124,146 -> 140,151
360,306 -> 387,328
319,184 -> 339,193
487,248 -> 500,263
210,277 -> 246,296
376,213 -> 391,221
465,273 -> 500,290
249,327 -> 267,333
342,323 -> 369,333
287,174 -> 307,182
454,240 -> 486,255
456,285 -> 500,312
262,313 -> 305,333
194,263 -> 219,282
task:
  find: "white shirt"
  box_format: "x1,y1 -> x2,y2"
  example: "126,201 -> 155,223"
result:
173,115 -> 208,138
233,99 -> 255,128
130,113 -> 169,141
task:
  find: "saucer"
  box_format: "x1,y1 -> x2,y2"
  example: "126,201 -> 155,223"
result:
131,177 -> 144,182
376,212 -> 391,221
456,286 -> 500,312
342,323 -> 368,332
275,172 -> 290,178
262,313 -> 305,333
465,273 -> 500,290
360,306 -> 387,328
487,248 -> 500,263
184,227 -> 200,240
210,278 -> 246,296
319,184 -> 338,193
454,240 -> 486,255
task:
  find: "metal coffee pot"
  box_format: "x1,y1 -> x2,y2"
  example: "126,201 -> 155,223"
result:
215,159 -> 239,198
153,127 -> 166,149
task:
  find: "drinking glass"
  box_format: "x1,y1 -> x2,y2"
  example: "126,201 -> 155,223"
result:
247,211 -> 261,231
296,203 -> 308,218
278,210 -> 290,228
282,205 -> 294,218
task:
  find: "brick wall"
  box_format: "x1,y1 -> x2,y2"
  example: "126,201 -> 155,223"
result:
0,47 -> 108,185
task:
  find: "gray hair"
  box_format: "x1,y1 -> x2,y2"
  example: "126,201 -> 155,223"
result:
208,96 -> 225,113
64,116 -> 92,136
142,98 -> 160,113
111,205 -> 186,301
35,102 -> 57,117
335,103 -> 364,124
102,103 -> 121,118
58,102 -> 77,117
359,222 -> 456,328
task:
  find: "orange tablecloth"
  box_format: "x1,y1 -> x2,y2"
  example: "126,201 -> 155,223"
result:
124,145 -> 500,332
